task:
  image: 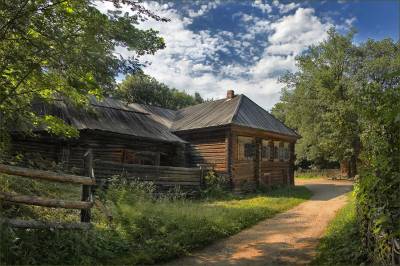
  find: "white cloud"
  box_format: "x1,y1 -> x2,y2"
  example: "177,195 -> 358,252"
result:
187,2 -> 220,18
96,2 -> 333,110
345,17 -> 356,27
272,0 -> 301,14
252,0 -> 272,13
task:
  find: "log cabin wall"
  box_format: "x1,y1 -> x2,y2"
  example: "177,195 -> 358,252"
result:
230,125 -> 296,191
10,131 -> 185,174
174,127 -> 229,175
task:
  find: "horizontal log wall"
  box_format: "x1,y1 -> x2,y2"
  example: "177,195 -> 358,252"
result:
230,125 -> 296,191
260,161 -> 291,186
10,132 -> 185,174
93,160 -> 201,191
175,128 -> 228,174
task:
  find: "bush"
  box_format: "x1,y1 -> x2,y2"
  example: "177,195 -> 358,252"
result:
201,170 -> 230,198
355,171 -> 400,265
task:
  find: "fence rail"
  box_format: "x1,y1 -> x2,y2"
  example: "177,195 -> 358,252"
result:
0,149 -> 95,229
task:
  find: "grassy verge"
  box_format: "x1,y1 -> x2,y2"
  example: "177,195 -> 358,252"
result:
0,175 -> 312,265
312,193 -> 365,266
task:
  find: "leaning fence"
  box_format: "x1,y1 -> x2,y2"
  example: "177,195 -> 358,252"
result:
0,149 -> 95,230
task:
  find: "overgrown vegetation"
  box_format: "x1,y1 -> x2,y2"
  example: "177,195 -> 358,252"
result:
0,174 -> 311,265
312,193 -> 365,265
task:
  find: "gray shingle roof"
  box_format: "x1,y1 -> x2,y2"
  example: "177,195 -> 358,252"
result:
170,95 -> 299,138
31,94 -> 298,142
33,97 -> 186,143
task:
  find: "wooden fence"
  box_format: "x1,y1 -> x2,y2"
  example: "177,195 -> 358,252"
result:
0,149 -> 95,230
93,160 -> 202,191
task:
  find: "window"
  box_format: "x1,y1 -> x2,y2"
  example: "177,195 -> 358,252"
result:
238,136 -> 255,160
284,143 -> 290,161
274,141 -> 280,160
261,140 -> 272,161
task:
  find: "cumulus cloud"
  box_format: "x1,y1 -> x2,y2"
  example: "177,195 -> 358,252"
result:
96,1 -> 334,109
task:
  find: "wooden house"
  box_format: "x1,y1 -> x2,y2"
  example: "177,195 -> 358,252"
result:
11,90 -> 299,191
130,90 -> 300,190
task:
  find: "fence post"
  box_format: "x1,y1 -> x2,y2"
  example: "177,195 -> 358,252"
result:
81,148 -> 94,223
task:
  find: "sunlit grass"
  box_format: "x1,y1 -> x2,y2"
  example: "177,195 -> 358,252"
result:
312,192 -> 365,265
1,174 -> 312,265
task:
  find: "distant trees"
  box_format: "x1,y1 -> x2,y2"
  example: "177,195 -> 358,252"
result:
0,0 -> 166,150
115,72 -> 204,110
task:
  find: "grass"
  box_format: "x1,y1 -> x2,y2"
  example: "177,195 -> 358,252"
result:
295,169 -> 339,179
312,192 -> 365,266
0,174 -> 312,265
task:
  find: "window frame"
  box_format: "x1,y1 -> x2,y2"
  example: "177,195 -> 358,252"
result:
237,136 -> 255,161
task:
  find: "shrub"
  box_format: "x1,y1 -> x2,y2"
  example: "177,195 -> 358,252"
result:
201,170 -> 230,198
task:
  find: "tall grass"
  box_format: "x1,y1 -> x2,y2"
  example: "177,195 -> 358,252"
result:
0,175 -> 312,265
312,193 -> 366,265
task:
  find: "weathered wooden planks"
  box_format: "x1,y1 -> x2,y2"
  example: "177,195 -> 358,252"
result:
0,164 -> 95,185
93,160 -> 202,190
0,192 -> 93,209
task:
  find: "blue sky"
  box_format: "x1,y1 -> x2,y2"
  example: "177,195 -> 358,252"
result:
98,0 -> 399,109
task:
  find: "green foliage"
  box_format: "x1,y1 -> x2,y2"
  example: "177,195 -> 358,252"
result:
201,170 -> 230,198
273,28 -> 361,176
0,175 -> 311,265
0,0 -> 166,150
114,72 -> 204,110
312,193 -> 366,265
273,30 -> 399,263
353,38 -> 400,265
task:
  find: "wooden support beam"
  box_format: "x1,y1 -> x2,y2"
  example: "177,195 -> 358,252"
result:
0,192 -> 93,209
0,218 -> 91,230
0,164 -> 95,185
81,148 -> 94,223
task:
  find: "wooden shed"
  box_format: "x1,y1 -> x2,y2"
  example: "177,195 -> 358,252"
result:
10,97 -> 187,173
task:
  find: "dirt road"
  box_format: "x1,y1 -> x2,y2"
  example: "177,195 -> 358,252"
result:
164,178 -> 353,266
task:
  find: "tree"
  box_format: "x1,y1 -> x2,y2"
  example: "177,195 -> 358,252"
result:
0,0 -> 166,150
114,72 -> 204,110
273,29 -> 361,176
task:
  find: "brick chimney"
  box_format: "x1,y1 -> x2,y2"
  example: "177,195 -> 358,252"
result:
227,90 -> 235,99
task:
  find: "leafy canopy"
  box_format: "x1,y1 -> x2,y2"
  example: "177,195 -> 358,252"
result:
273,29 -> 361,170
115,72 -> 204,110
0,0 -> 166,145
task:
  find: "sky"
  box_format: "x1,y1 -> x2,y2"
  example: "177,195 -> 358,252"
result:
97,0 -> 399,110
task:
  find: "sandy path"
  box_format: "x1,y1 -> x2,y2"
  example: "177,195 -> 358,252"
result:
163,178 -> 353,266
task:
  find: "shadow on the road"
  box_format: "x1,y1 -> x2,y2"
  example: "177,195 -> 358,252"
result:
303,183 -> 353,201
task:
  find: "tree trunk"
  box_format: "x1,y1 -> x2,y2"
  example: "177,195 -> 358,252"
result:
340,157 -> 358,178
